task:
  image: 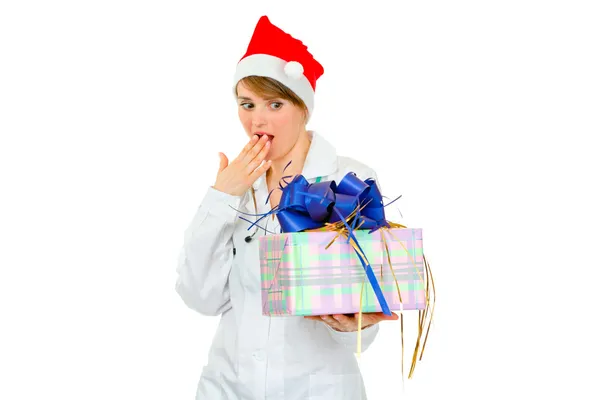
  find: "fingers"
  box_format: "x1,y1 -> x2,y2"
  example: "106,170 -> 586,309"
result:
241,134 -> 270,166
305,312 -> 398,332
237,135 -> 259,160
319,315 -> 345,331
363,311 -> 399,321
214,134 -> 271,196
352,312 -> 398,326
330,314 -> 355,331
304,315 -> 342,328
315,314 -> 356,332
218,152 -> 228,173
245,139 -> 271,174
248,158 -> 271,183
304,316 -> 322,321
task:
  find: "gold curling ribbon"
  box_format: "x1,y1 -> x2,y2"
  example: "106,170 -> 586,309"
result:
305,204 -> 436,382
385,225 -> 436,379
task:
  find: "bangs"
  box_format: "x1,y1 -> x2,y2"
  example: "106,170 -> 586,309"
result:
237,76 -> 305,109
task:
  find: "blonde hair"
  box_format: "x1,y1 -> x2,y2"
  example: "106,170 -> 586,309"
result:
236,76 -> 309,124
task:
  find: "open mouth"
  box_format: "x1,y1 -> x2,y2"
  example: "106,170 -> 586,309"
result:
255,133 -> 275,141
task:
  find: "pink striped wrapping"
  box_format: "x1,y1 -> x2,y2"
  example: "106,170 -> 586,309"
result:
259,228 -> 426,316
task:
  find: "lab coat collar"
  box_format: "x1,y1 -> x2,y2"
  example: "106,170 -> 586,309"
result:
243,130 -> 338,213
298,130 -> 338,181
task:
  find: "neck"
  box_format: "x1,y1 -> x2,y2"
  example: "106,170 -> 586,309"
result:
267,130 -> 311,186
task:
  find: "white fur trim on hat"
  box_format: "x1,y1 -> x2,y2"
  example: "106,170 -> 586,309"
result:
233,54 -> 314,120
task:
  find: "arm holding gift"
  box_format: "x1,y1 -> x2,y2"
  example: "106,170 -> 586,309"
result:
307,312 -> 398,352
306,311 -> 398,332
324,319 -> 380,352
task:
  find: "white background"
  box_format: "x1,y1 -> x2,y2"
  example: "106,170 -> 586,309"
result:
1,1 -> 599,399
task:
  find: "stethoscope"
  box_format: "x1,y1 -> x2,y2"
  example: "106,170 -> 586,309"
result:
233,222 -> 258,256
245,186 -> 260,243
232,188 -> 260,256
245,228 -> 259,243
238,176 -> 324,251
243,176 -> 324,244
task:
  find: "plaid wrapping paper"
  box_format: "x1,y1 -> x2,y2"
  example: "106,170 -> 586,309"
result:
258,228 -> 426,316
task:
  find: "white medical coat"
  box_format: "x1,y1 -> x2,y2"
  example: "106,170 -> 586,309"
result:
176,131 -> 382,399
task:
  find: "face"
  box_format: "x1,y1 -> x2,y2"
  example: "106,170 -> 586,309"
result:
236,81 -> 307,161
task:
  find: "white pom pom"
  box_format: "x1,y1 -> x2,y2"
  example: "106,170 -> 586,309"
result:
284,61 -> 304,79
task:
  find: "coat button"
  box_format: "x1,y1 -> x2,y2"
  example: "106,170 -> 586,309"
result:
233,247 -> 236,256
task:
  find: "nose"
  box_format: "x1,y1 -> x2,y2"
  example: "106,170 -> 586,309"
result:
252,107 -> 267,127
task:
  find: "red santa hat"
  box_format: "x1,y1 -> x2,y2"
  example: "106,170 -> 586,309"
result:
233,16 -> 324,121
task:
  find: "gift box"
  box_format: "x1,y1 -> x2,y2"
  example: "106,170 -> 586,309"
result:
259,227 -> 425,316
239,170 -> 435,380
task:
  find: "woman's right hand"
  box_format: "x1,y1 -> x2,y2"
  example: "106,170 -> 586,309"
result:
213,134 -> 272,196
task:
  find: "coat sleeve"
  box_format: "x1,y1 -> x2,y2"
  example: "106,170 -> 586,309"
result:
324,322 -> 380,352
175,186 -> 243,316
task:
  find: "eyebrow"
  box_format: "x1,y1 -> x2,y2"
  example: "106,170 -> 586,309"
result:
237,96 -> 282,101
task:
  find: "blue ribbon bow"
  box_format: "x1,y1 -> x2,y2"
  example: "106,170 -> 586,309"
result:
276,172 -> 390,233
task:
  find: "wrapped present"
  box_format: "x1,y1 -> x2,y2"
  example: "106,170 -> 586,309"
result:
259,227 -> 425,317
238,169 -> 435,381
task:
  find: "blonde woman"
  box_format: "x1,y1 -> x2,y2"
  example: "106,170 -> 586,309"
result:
176,16 -> 397,399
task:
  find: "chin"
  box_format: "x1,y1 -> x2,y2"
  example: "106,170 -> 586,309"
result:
266,149 -> 277,161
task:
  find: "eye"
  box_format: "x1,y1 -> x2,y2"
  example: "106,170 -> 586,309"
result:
270,102 -> 283,110
241,102 -> 253,110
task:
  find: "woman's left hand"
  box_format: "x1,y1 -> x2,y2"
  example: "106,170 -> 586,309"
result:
304,312 -> 399,332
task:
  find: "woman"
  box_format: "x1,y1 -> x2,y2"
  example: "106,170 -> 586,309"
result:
176,16 -> 398,399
